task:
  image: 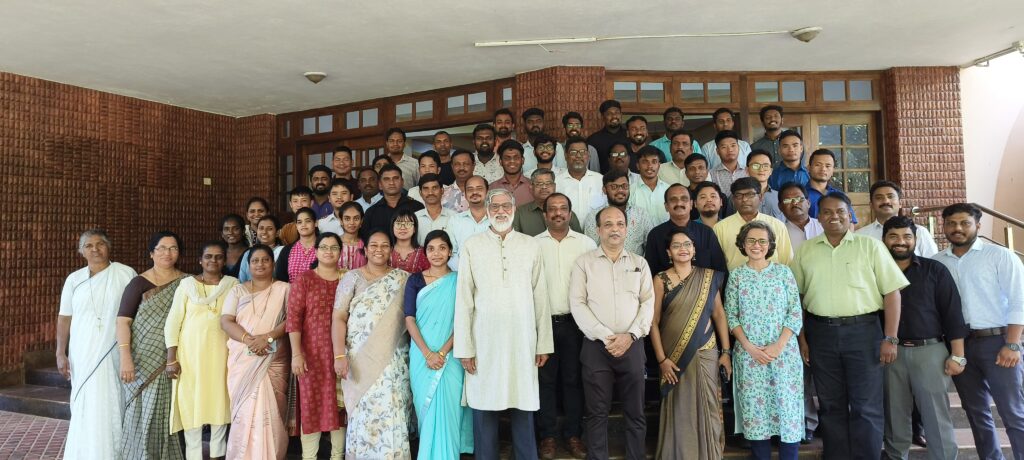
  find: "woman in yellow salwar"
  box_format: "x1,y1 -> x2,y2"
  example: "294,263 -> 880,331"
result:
220,244 -> 292,460
649,227 -> 733,459
164,241 -> 238,460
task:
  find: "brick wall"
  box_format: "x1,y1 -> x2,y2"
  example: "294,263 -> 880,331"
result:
0,72 -> 276,375
513,66 -> 606,142
881,67 -> 967,234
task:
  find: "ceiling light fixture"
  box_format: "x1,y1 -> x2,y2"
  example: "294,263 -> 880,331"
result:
475,26 -> 822,48
304,72 -> 327,84
961,40 -> 1024,68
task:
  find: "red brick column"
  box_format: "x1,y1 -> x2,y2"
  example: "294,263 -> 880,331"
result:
513,66 -> 606,142
881,67 -> 967,222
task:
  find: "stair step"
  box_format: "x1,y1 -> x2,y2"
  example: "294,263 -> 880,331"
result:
0,385 -> 70,420
949,391 -> 1004,429
25,367 -> 71,389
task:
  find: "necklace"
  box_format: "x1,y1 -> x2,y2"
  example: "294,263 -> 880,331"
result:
87,269 -> 112,330
247,281 -> 272,318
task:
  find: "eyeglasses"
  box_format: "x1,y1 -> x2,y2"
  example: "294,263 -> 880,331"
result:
781,196 -> 806,205
393,221 -> 415,229
567,149 -> 588,157
153,246 -> 179,254
566,123 -> 582,128
317,245 -> 342,252
605,183 -> 629,191
733,191 -> 759,201
532,181 -> 554,189
488,203 -> 515,212
670,241 -> 694,250
744,238 -> 770,247
536,145 -> 555,153
609,151 -> 628,158
202,254 -> 226,261
749,163 -> 772,171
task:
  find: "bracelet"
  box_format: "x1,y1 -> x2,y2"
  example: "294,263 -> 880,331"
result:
438,350 -> 447,359
241,333 -> 250,341
334,354 -> 347,360
118,343 -> 130,348
166,360 -> 178,366
721,349 -> 733,356
658,357 -> 668,364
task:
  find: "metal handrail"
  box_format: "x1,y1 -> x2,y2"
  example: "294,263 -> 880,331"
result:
911,202 -> 1022,253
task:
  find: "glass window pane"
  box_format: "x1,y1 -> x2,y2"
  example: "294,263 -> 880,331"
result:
829,174 -> 844,191
639,82 -> 664,103
317,114 -> 333,133
502,87 -> 513,107
281,155 -> 293,173
849,80 -> 873,101
781,81 -> 806,102
822,80 -> 846,101
467,92 -> 487,113
363,108 -> 378,127
395,103 -> 413,122
284,120 -> 291,138
846,171 -> 870,193
844,124 -> 869,145
845,148 -> 870,169
346,111 -> 360,129
613,81 -> 637,101
307,153 -> 322,168
680,82 -> 704,103
755,81 -> 779,102
707,82 -> 730,103
283,174 -> 293,193
818,124 -> 841,145
447,95 -> 464,116
325,152 -> 333,166
415,100 -> 433,119
302,117 -> 316,135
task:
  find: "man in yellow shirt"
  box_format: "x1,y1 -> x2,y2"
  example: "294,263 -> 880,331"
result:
791,191 -> 909,459
712,177 -> 792,270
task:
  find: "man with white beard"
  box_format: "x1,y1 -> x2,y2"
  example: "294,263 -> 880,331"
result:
455,189 -> 554,460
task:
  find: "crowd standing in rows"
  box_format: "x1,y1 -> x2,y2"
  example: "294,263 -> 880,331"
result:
57,101 -> 1024,460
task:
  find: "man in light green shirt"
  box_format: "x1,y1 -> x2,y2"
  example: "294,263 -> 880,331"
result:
712,177 -> 792,270
790,191 -> 908,458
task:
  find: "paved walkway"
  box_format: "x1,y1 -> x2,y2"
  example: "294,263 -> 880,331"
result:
0,411 -> 66,459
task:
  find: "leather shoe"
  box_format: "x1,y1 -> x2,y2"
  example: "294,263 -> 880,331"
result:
567,436 -> 587,459
912,433 -> 927,448
801,429 -> 814,445
539,437 -> 557,460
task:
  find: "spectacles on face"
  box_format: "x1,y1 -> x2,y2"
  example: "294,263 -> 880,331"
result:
532,181 -> 554,189
749,163 -> 772,171
317,245 -> 342,252
566,123 -> 582,129
154,246 -> 179,254
609,151 -> 628,158
567,149 -> 588,157
488,203 -> 515,212
670,241 -> 694,250
394,221 -> 415,229
202,254 -> 226,261
781,196 -> 806,205
744,238 -> 770,247
733,191 -> 758,201
536,145 -> 555,153
605,183 -> 629,191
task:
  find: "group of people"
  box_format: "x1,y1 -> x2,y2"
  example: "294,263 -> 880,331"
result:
55,101 -> 1024,460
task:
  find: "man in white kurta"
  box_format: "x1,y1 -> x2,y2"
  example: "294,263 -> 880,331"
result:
57,230 -> 137,460
455,189 -> 554,460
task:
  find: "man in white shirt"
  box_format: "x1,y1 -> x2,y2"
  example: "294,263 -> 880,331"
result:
555,136 -> 605,216
708,130 -> 748,198
561,112 -> 601,172
354,167 -> 383,210
658,130 -> 694,187
628,146 -> 670,223
472,124 -> 504,183
856,180 -> 938,257
700,108 -> 752,170
413,173 -> 454,246
779,182 -> 823,252
384,127 -> 419,189
447,175 -> 490,270
407,150 -> 440,204
521,108 -> 567,173
317,179 -> 355,235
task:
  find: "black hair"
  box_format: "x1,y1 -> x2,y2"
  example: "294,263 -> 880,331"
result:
663,107 -> 684,119
418,150 -> 441,166
384,127 -> 407,141
390,209 -> 421,248
497,139 -> 525,157
636,145 -> 663,161
308,164 -> 332,178
941,203 -> 982,221
668,129 -> 693,144
777,182 -> 808,205
625,115 -> 648,128
220,213 -> 249,247
543,192 -> 572,213
759,105 -> 784,122
564,135 -> 588,151
432,131 -> 451,141
882,215 -> 918,239
330,178 -> 358,196
247,244 -> 276,264
378,164 -> 403,179
339,201 -> 364,221
714,130 -> 740,145
357,166 -> 379,180
288,185 -> 314,199
683,153 -> 709,168
602,169 -> 629,186
562,112 -> 584,126
731,177 -> 761,195
778,129 -> 803,143
422,230 -> 453,255
372,154 -> 395,169
199,240 -> 228,259
869,180 -> 903,198
712,108 -> 736,123
664,183 -> 689,202
736,221 -> 777,259
362,228 -> 395,250
608,140 -> 629,153
334,145 -> 353,157
663,227 -> 693,251
472,123 -> 496,138
595,206 -> 626,227
256,215 -> 281,229
820,191 -> 853,211
147,230 -> 183,254
533,133 -> 556,148
246,196 -> 269,212
310,232 -> 343,269
599,100 -> 622,114
809,148 -> 836,164
418,173 -> 441,188
450,148 -> 475,163
746,149 -> 773,165
522,107 -> 544,119
493,108 -> 514,122
693,181 -> 723,198
294,207 -> 319,228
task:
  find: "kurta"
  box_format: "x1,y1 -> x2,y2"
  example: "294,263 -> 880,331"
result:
285,270 -> 345,433
454,230 -> 553,411
724,262 -> 804,443
59,262 -> 137,460
165,276 -> 238,433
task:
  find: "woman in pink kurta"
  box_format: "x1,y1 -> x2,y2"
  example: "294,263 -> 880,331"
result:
286,232 -> 347,459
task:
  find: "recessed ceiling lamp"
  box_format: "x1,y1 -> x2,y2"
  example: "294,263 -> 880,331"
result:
961,40 -> 1024,68
304,72 -> 327,84
475,26 -> 823,48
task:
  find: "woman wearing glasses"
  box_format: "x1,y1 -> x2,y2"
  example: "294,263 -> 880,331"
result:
286,232 -> 348,460
725,221 -> 804,460
389,210 -> 429,274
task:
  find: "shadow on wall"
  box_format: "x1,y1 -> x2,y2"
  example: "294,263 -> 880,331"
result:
993,107 -> 1024,253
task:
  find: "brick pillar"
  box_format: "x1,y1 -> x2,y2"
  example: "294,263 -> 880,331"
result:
881,67 -> 967,223
513,66 -> 606,142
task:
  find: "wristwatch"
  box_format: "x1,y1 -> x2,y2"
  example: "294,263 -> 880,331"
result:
267,336 -> 274,343
883,336 -> 899,345
949,355 -> 967,367
1006,343 -> 1021,352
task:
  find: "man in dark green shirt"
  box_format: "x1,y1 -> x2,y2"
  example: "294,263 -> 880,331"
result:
512,168 -> 582,236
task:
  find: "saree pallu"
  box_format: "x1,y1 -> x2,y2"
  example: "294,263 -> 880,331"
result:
226,282 -> 290,460
340,269 -> 412,459
655,268 -> 725,460
121,277 -> 185,460
409,273 -> 473,459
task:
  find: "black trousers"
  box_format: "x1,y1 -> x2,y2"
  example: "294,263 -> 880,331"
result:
537,315 -> 585,439
581,338 -> 646,460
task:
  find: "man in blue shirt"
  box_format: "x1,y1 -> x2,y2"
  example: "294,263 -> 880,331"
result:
650,107 -> 701,162
768,130 -> 810,190
805,149 -> 856,224
934,203 -> 1024,459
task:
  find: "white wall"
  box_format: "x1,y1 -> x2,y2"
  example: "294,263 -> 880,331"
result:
960,52 -> 1024,249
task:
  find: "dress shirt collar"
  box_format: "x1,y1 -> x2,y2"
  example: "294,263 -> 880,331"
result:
814,230 -> 856,247
939,236 -> 986,259
537,229 -> 584,241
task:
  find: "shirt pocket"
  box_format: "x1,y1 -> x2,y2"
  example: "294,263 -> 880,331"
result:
619,270 -> 643,295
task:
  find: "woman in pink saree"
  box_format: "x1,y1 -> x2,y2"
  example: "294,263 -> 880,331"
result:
220,245 -> 291,459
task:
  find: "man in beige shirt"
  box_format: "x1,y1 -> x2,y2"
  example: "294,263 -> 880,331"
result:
569,206 -> 654,460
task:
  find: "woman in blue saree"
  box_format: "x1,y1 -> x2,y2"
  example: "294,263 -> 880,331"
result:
403,230 -> 473,459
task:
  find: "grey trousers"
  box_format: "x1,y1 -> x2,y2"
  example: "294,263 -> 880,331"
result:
883,342 -> 958,460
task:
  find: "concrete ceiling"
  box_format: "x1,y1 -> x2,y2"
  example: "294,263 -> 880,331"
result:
2,0 -> 1021,117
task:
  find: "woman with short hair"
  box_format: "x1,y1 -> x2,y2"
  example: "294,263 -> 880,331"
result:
389,210 -> 430,273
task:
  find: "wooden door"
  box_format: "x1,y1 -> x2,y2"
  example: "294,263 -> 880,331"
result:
805,113 -> 878,225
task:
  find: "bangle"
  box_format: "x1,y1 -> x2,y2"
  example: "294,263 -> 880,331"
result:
334,354 -> 347,360
438,350 -> 447,359
241,333 -> 250,341
658,357 -> 668,364
166,360 -> 178,366
118,343 -> 130,348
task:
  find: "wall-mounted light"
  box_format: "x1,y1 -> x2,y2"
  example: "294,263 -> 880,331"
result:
304,72 -> 327,84
475,26 -> 823,49
961,41 -> 1024,68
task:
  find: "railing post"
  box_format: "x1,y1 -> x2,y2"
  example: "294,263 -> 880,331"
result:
928,216 -> 936,237
1007,226 -> 1015,250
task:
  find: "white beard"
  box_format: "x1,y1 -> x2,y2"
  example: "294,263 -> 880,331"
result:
491,216 -> 513,233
